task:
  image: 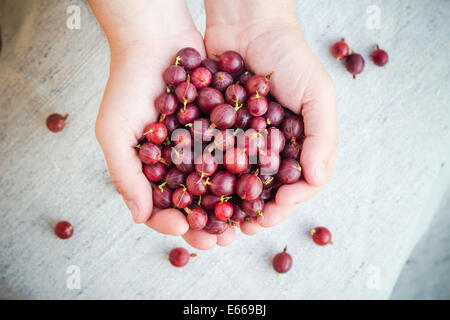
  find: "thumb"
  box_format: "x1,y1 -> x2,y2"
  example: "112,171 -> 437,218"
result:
96,120 -> 153,224
300,79 -> 338,186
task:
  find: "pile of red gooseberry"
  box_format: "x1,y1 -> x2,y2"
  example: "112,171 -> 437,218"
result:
49,47 -> 336,274
138,47 -> 305,236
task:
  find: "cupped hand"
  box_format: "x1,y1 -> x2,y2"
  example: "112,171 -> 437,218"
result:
194,14 -> 338,242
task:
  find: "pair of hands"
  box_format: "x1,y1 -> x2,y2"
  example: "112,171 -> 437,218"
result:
91,0 -> 338,250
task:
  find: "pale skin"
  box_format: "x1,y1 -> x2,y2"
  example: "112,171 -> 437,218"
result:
89,0 -> 338,249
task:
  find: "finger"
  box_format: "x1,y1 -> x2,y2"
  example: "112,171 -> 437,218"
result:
276,151 -> 337,206
299,76 -> 338,187
182,229 -> 217,250
216,227 -> 236,246
145,208 -> 189,235
256,201 -> 297,228
96,116 -> 153,223
240,218 -> 262,235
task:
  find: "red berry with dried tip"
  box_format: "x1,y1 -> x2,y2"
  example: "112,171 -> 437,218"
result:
277,159 -> 302,184
210,103 -> 237,129
311,227 -> 333,246
245,74 -> 271,96
176,104 -> 200,125
247,93 -> 268,117
197,87 -> 224,113
214,201 -> 234,221
239,70 -> 254,86
372,45 -> 389,67
169,247 -> 196,267
163,65 -> 186,86
201,58 -> 219,74
209,171 -> 237,196
331,39 -> 349,60
195,153 -> 218,177
55,221 -> 74,239
186,172 -> 209,196
204,212 -> 228,234
236,174 -> 263,200
171,185 -> 193,209
217,50 -> 244,75
185,207 -> 208,230
190,67 -> 212,89
143,162 -> 166,182
165,168 -> 187,189
138,142 -> 162,165
47,113 -> 68,133
155,93 -> 178,119
346,53 -> 365,78
152,184 -> 172,209
176,47 -> 201,70
212,71 -> 234,92
175,81 -> 197,107
224,148 -> 248,174
142,122 -> 168,144
272,246 -> 293,273
242,198 -> 264,217
265,102 -> 284,126
225,84 -> 247,106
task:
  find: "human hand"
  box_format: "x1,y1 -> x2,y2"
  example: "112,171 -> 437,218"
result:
90,0 -> 238,247
194,0 -> 338,240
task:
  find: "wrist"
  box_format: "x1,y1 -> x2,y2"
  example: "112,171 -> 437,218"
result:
89,0 -> 196,56
204,0 -> 298,28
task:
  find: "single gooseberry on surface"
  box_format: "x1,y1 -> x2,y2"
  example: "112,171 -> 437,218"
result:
54,221 -> 74,239
46,113 -> 68,133
277,159 -> 302,184
185,207 -> 208,230
169,247 -> 196,267
311,227 -> 333,246
175,47 -> 202,70
272,246 -> 293,274
214,201 -> 234,221
217,50 -> 244,75
372,45 -> 389,67
331,39 -> 350,60
236,174 -> 263,200
142,122 -> 168,144
190,67 -> 212,89
345,53 -> 365,78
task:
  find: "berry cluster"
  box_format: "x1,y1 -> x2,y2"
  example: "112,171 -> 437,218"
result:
331,39 -> 389,78
138,47 -> 305,234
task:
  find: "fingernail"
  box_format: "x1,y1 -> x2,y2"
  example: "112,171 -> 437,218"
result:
315,162 -> 327,184
125,200 -> 139,222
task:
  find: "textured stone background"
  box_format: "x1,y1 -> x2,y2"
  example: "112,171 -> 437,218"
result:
0,0 -> 449,299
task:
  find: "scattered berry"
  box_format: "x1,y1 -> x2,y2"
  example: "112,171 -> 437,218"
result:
310,227 -> 333,246
54,221 -> 74,239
